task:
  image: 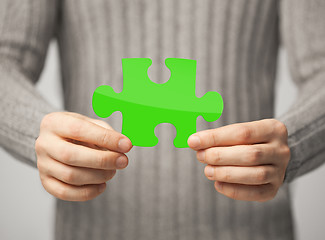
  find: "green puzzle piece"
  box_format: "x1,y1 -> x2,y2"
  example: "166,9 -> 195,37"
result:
92,58 -> 223,148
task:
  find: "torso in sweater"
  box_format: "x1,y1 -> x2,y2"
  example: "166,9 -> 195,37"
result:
55,1 -> 293,240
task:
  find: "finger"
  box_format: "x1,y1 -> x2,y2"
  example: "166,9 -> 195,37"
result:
40,156 -> 116,186
88,119 -> 113,130
43,176 -> 106,201
64,112 -> 112,126
45,134 -> 129,170
204,165 -> 277,185
197,144 -> 274,166
63,112 -> 115,134
83,118 -> 113,150
188,119 -> 277,150
45,113 -> 132,153
214,181 -> 277,202
69,139 -> 105,150
74,114 -> 114,131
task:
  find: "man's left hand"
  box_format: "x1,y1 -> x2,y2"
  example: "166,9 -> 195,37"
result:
188,119 -> 291,202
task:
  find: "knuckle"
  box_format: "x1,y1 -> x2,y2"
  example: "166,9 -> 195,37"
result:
100,130 -> 111,146
36,158 -> 44,171
35,137 -> 44,154
224,169 -> 231,182
80,187 -> 94,201
256,167 -> 269,183
222,168 -> 231,182
97,152 -> 108,169
268,118 -> 279,126
59,146 -> 72,164
210,131 -> 219,146
56,185 -> 68,200
40,113 -> 55,129
274,120 -> 288,137
229,186 -> 239,200
212,150 -> 222,164
62,168 -> 75,184
237,126 -> 251,142
281,145 -> 291,160
248,147 -> 263,164
68,119 -> 84,138
35,136 -> 49,153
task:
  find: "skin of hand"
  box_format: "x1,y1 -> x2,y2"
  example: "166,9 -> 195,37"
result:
35,112 -> 132,201
188,119 -> 291,202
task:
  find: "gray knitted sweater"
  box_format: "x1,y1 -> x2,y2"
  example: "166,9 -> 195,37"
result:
1,0 -> 325,239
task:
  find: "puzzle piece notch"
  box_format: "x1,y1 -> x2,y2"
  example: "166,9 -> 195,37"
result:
92,58 -> 224,148
120,106 -> 200,148
121,58 -> 197,108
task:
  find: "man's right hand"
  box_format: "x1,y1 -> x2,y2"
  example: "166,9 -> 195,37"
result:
35,112 -> 132,201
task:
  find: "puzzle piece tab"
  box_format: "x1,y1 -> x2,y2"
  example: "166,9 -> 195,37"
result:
92,58 -> 223,148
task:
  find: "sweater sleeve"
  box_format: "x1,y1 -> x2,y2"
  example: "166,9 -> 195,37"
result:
279,0 -> 325,183
0,0 -> 59,167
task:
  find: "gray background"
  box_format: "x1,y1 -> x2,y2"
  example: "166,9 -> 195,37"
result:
1,42 -> 324,240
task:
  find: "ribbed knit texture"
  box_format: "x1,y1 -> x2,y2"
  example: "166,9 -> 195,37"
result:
1,0 -> 325,240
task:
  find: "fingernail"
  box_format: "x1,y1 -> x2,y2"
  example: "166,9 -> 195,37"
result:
99,183 -> 106,192
116,155 -> 128,168
205,166 -> 214,177
197,151 -> 205,162
118,138 -> 131,152
188,135 -> 201,148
